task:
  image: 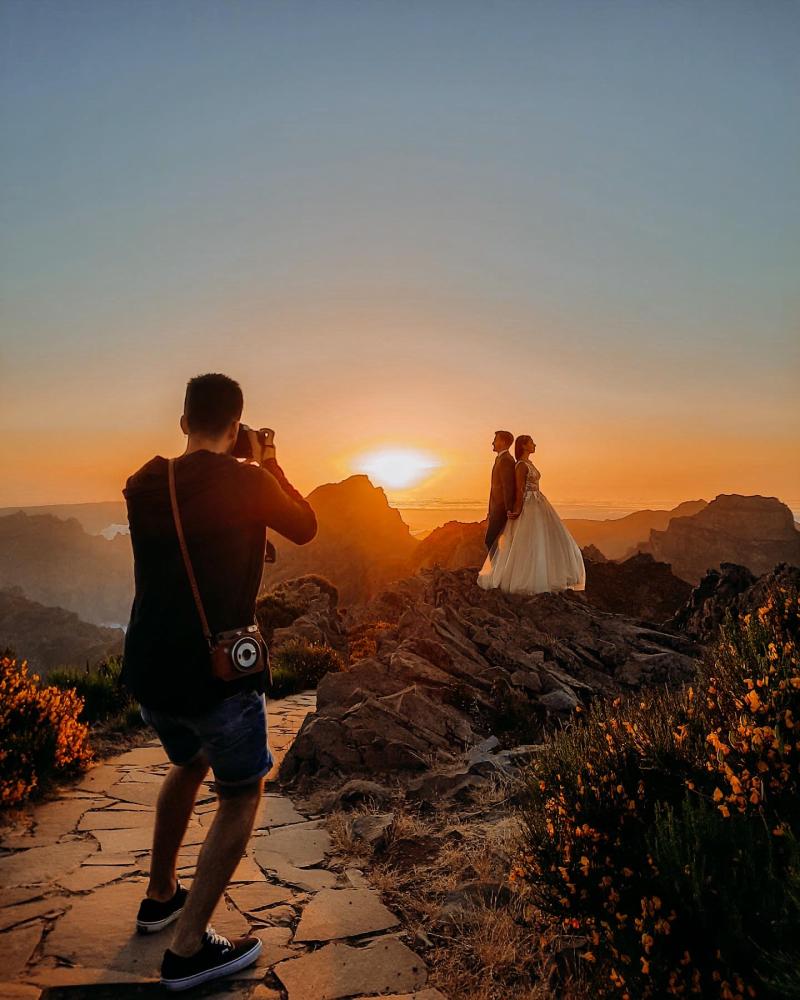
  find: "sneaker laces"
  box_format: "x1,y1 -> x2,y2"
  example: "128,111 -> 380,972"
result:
203,926 -> 232,951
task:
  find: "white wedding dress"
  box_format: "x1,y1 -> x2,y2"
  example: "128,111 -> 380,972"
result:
478,459 -> 586,595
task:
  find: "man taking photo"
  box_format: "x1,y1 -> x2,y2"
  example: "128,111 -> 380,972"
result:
121,372 -> 317,991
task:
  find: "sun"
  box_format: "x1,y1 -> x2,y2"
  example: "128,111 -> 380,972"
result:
353,448 -> 441,490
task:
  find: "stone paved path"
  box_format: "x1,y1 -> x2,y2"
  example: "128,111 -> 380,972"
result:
0,692 -> 446,1000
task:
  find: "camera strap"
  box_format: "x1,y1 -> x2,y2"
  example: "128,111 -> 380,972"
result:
168,458 -> 214,649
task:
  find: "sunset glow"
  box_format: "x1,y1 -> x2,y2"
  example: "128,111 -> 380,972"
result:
353,449 -> 442,490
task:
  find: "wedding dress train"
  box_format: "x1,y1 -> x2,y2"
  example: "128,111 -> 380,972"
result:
477,459 -> 585,595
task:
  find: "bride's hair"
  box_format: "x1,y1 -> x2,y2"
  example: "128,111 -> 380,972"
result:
514,435 -> 534,461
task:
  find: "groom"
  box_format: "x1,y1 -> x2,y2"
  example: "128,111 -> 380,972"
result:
485,430 -> 516,551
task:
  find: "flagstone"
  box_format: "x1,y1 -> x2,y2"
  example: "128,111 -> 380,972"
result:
41,876 -> 248,974
90,821 -> 203,855
252,794 -> 308,831
249,986 -> 282,999
230,854 -> 268,882
294,888 -> 399,942
105,780 -> 162,807
252,926 -> 295,964
0,895 -> 71,932
227,881 -> 297,913
3,920 -> 45,978
253,858 -> 339,892
251,903 -> 297,925
0,838 -> 97,888
57,864 -> 135,892
0,983 -> 42,999
274,937 -> 428,1000
119,769 -> 164,783
22,962 -> 153,987
77,809 -> 154,831
252,826 -> 331,869
112,746 -> 170,766
81,851 -> 138,866
0,886 -> 48,908
75,765 -> 126,794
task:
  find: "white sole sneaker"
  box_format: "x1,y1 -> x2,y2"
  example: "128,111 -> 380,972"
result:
160,937 -> 262,991
136,908 -> 184,934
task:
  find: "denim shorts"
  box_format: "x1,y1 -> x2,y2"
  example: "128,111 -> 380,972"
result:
139,689 -> 274,797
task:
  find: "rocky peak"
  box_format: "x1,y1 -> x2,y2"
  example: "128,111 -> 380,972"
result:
262,476 -> 418,607
645,494 -> 800,583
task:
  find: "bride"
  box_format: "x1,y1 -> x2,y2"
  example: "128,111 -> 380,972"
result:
478,435 -> 585,595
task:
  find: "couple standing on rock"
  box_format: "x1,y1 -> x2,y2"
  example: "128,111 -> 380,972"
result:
478,429 -> 586,595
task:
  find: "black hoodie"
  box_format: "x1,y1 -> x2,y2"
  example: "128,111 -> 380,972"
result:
121,450 -> 316,715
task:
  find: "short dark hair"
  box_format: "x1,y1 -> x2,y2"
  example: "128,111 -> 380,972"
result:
184,374 -> 243,436
514,434 -> 534,461
495,429 -> 514,449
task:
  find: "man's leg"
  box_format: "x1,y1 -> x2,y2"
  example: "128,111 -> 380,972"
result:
147,752 -> 210,901
168,777 -> 264,957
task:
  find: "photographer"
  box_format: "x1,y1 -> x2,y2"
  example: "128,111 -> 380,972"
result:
121,372 -> 316,990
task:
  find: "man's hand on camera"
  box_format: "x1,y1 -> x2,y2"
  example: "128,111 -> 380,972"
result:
258,428 -> 276,465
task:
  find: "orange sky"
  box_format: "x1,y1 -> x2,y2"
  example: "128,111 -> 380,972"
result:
2,302 -> 798,511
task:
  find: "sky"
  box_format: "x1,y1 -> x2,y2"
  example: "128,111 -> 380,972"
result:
1,0 -> 798,512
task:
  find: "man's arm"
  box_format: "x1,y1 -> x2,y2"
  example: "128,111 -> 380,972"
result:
250,459 -> 317,545
500,455 -> 517,516
507,462 -> 526,519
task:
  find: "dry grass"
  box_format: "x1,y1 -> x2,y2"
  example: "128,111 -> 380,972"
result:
322,772 -> 585,1000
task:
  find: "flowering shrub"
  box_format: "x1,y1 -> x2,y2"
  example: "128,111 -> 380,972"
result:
348,620 -> 395,664
0,656 -> 93,807
511,583 -> 800,999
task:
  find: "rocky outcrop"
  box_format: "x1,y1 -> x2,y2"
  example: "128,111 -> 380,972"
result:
257,575 -> 347,655
643,494 -> 800,584
563,500 -> 707,560
279,568 -> 699,786
0,512 -> 133,626
583,552 -> 692,622
411,519 -> 486,572
668,562 -> 800,642
262,476 -> 418,607
0,586 -> 124,675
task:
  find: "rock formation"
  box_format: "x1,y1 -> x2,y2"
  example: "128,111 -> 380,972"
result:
583,551 -> 692,622
411,519 -> 487,573
257,575 -> 347,655
279,568 -> 699,786
261,476 -> 418,607
0,512 -> 133,626
0,586 -> 124,675
643,494 -> 800,583
668,562 -> 800,642
563,499 -> 707,559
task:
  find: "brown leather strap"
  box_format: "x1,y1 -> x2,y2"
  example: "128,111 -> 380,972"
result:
168,458 -> 213,646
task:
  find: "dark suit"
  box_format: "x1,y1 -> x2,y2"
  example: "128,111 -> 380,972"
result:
485,450 -> 516,551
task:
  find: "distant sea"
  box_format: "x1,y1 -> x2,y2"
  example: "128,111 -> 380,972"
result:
392,499 -> 684,534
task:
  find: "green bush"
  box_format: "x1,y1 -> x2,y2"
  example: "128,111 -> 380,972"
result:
511,583 -> 800,999
49,656 -> 136,723
0,655 -> 93,807
270,640 -> 344,698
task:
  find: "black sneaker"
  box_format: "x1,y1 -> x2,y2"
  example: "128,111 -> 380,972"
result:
160,927 -> 262,991
136,879 -> 189,934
